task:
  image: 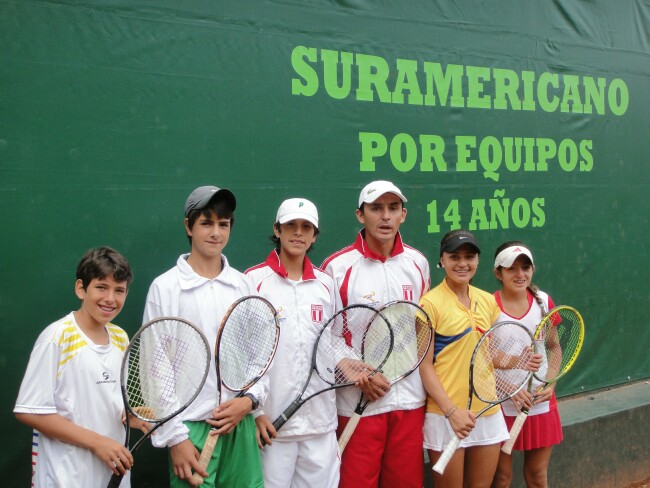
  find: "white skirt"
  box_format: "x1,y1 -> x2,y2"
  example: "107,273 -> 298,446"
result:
423,412 -> 509,451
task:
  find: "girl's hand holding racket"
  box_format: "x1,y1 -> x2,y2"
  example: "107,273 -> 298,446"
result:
501,306 -> 584,455
532,383 -> 554,404
432,320 -> 534,475
446,408 -> 475,439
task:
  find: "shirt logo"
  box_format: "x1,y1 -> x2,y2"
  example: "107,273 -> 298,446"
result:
361,291 -> 380,307
402,285 -> 414,301
96,371 -> 116,385
311,304 -> 323,323
276,306 -> 287,323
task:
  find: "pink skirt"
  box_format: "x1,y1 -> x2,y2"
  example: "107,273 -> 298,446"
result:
503,407 -> 563,451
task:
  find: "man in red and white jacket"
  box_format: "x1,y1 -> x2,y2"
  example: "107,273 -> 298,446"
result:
321,180 -> 431,488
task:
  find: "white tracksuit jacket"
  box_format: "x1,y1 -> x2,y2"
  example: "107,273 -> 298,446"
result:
246,250 -> 337,437
143,253 -> 268,448
321,231 -> 431,417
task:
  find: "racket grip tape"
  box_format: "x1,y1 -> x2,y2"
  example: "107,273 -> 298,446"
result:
337,413 -> 361,454
106,472 -> 124,488
501,410 -> 528,455
432,435 -> 461,474
272,400 -> 302,433
191,433 -> 219,484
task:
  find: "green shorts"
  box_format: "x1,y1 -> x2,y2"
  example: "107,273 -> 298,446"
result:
169,415 -> 263,488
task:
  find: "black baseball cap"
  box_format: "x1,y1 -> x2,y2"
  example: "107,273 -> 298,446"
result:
184,186 -> 236,217
440,231 -> 481,256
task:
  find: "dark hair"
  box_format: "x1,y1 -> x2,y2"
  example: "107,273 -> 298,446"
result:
76,247 -> 133,290
493,240 -> 543,310
269,222 -> 320,253
185,197 -> 235,244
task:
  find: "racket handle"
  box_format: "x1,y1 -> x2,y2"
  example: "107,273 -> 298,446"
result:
432,435 -> 461,474
501,410 -> 528,454
106,473 -> 124,488
271,400 -> 302,433
191,432 -> 220,485
337,413 -> 362,454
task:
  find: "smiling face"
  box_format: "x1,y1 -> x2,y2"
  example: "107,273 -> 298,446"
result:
440,244 -> 479,288
74,275 -> 128,329
275,219 -> 317,258
356,193 -> 406,253
494,254 -> 534,293
185,210 -> 231,260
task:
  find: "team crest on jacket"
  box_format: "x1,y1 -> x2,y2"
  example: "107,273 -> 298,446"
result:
402,285 -> 414,301
311,304 -> 323,323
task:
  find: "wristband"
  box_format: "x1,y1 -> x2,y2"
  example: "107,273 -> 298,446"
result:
444,406 -> 457,419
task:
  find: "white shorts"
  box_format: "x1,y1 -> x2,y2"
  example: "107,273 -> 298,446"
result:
260,431 -> 340,488
423,412 -> 509,451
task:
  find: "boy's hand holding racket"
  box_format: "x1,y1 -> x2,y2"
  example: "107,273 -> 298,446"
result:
207,395 -> 256,435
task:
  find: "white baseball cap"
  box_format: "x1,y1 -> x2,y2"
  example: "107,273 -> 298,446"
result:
358,180 -> 407,208
276,198 -> 319,228
493,246 -> 535,269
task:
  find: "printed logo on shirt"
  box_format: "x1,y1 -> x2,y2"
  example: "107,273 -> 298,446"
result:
276,306 -> 287,324
402,284 -> 414,301
361,291 -> 380,307
96,371 -> 117,385
311,304 -> 323,323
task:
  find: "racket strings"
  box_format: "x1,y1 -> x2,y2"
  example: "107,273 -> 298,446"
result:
378,302 -> 432,381
218,297 -> 278,391
315,305 -> 392,386
539,308 -> 583,382
472,324 -> 533,403
126,319 -> 210,421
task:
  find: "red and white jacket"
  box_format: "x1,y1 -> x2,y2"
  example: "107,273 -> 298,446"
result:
246,250 -> 337,438
321,231 -> 431,417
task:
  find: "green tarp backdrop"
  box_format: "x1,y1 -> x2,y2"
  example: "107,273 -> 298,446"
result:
2,1 -> 648,485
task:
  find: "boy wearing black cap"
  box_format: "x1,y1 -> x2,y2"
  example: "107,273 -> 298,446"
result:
321,180 -> 430,488
143,186 -> 265,488
419,229 -> 507,488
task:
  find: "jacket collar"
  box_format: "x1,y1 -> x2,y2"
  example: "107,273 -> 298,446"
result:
353,230 -> 405,263
264,249 -> 317,280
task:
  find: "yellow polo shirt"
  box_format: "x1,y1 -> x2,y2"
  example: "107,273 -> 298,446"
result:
419,279 -> 501,415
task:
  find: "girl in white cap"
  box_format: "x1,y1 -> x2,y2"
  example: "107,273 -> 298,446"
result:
491,241 -> 563,488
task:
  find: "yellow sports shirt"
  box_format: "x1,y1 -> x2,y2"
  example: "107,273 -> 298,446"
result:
419,279 -> 501,416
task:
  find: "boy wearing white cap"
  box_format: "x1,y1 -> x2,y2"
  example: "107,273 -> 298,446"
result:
321,181 -> 431,488
246,198 -> 340,488
143,185 -> 265,488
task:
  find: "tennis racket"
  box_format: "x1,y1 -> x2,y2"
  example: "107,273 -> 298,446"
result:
106,317 -> 211,488
192,296 -> 280,484
501,305 -> 584,454
261,303 -> 394,444
337,300 -> 433,453
432,320 -> 534,475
